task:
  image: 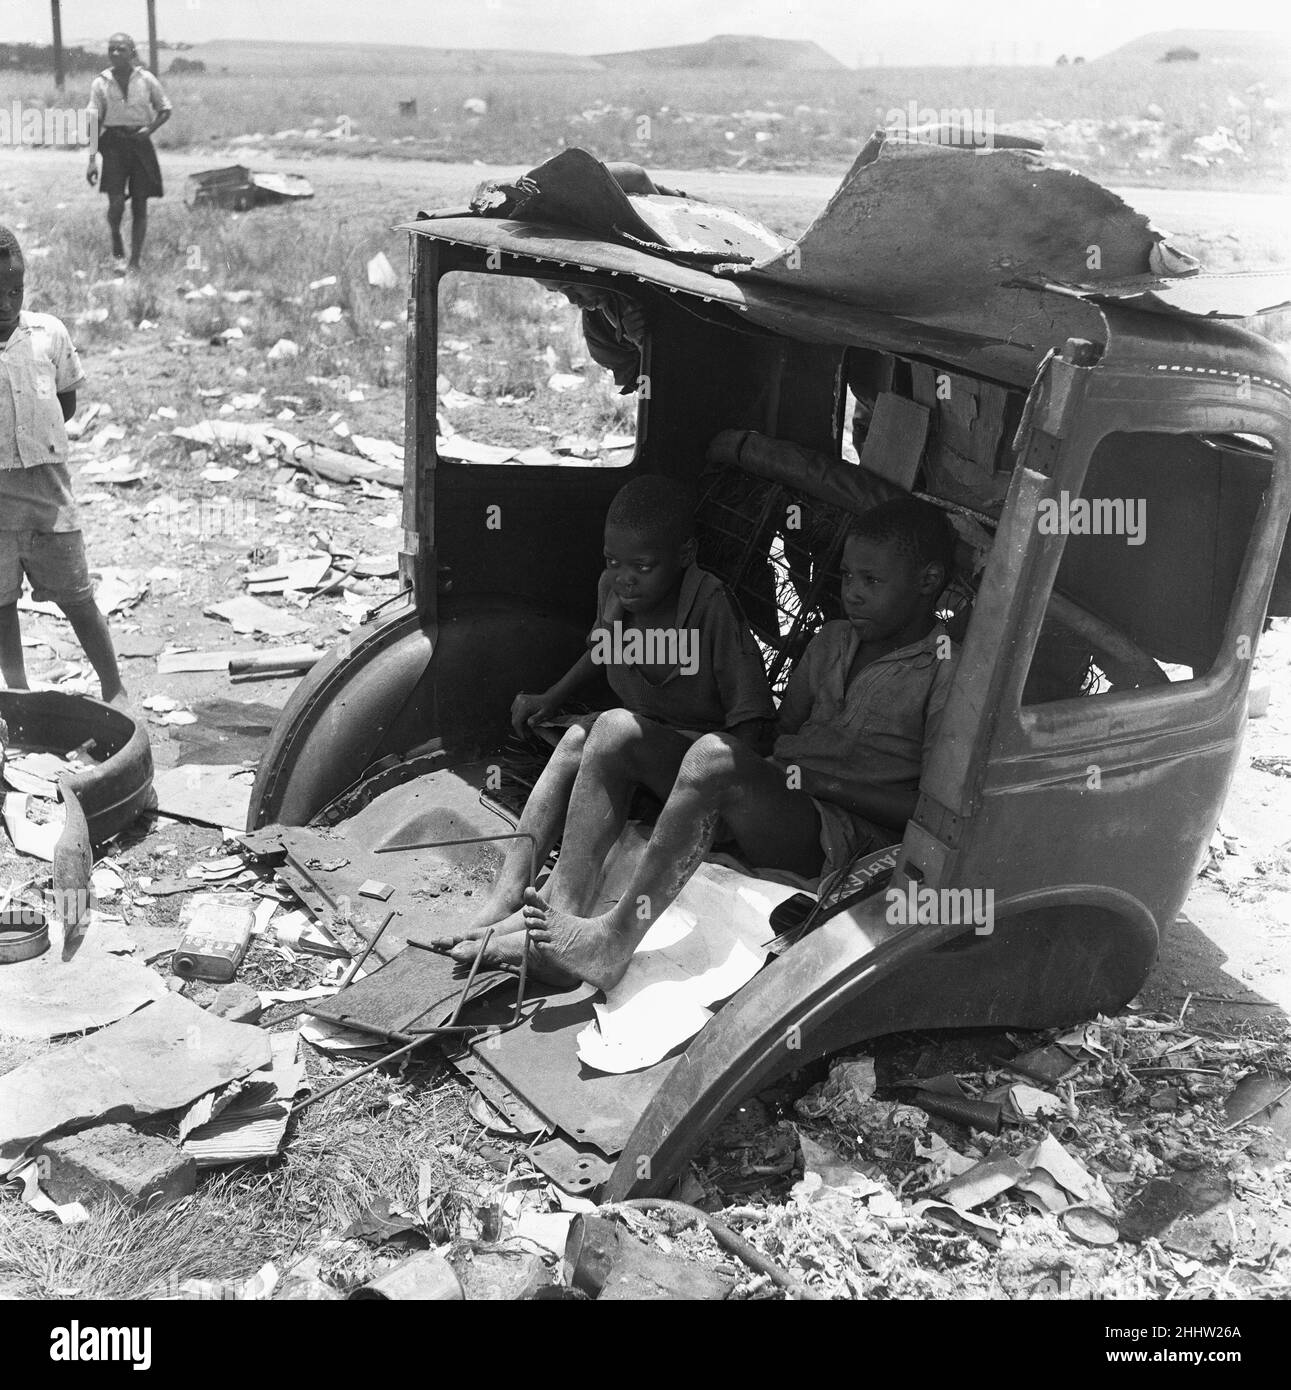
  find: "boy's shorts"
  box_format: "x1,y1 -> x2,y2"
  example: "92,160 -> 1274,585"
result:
0,531 -> 96,608
811,797 -> 893,882
98,129 -> 164,200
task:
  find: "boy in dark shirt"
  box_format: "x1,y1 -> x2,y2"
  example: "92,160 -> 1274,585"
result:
435,475 -> 773,952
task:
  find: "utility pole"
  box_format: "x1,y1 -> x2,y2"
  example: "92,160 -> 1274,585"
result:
51,0 -> 65,89
147,0 -> 159,75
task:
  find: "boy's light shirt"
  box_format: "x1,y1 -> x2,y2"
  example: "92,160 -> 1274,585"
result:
0,312 -> 86,470
87,66 -> 172,129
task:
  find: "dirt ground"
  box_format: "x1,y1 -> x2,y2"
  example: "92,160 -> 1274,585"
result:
1,144 -> 1290,1301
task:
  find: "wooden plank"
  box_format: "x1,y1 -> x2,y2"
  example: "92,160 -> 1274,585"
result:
858,391 -> 929,491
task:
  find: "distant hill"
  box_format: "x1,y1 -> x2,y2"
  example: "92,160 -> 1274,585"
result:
180,39 -> 602,76
1096,29 -> 1290,64
594,34 -> 846,70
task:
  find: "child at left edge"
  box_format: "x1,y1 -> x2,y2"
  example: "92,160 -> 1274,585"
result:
0,225 -> 126,705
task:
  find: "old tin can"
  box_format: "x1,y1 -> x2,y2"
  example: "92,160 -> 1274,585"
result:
172,892 -> 254,983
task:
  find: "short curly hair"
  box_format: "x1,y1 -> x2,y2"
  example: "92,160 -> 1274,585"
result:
848,497 -> 956,583
606,475 -> 697,549
0,225 -> 23,265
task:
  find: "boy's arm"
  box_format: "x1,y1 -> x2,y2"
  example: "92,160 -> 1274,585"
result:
774,636 -> 821,737
511,650 -> 597,736
707,588 -> 776,740
141,73 -> 173,135
58,390 -> 76,424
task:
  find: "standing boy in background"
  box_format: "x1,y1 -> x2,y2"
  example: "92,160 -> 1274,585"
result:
0,226 -> 126,705
86,33 -> 173,273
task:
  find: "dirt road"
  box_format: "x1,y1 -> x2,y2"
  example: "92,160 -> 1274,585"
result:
4,146 -> 1289,254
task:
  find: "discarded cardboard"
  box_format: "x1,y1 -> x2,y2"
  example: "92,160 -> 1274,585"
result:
179,1031 -> 305,1166
0,992 -> 272,1161
206,594 -> 309,638
246,553 -> 332,594
0,939 -> 167,1039
153,764 -> 255,831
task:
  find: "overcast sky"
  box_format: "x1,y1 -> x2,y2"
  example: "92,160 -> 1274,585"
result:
11,0 -> 1291,67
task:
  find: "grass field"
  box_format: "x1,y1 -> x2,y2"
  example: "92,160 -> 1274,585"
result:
4,53 -> 1287,185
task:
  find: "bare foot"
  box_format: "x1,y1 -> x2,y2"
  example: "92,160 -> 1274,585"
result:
427,899 -> 525,953
513,885 -> 637,992
449,928 -> 582,988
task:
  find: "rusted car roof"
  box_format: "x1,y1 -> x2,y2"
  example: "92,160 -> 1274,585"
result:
401,139 -> 1290,389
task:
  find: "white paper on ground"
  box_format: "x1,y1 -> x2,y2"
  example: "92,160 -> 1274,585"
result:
205,594 -> 308,637
2,791 -> 65,861
300,1015 -> 382,1054
574,827 -> 801,1074
4,1157 -> 90,1224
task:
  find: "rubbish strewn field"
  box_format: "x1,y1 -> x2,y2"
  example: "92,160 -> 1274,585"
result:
1,114 -> 1290,1300
3,51 -> 1288,185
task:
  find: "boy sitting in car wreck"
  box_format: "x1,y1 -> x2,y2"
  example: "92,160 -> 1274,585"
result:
449,494 -> 960,991
431,474 -> 775,951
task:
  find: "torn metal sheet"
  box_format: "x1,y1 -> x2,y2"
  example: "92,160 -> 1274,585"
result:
0,992 -> 271,1162
452,980 -> 678,1157
267,763 -> 514,964
464,147 -> 789,266
0,940 -> 167,1039
747,137 -> 1158,314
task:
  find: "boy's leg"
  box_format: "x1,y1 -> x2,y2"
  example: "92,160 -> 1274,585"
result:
537,709 -> 695,916
448,710 -> 694,965
0,602 -> 29,690
58,599 -> 124,704
128,193 -> 148,268
430,720 -> 594,946
491,734 -> 825,989
106,193 -> 127,260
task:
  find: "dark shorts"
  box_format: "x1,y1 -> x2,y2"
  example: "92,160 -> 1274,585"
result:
0,530 -> 95,608
98,128 -> 163,200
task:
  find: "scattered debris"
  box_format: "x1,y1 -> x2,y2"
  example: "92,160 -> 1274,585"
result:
350,1249 -> 463,1300
153,764 -> 256,832
37,1123 -> 196,1211
0,933 -> 166,1038
179,1031 -> 306,1167
171,892 -> 255,982
0,993 -> 271,1161
367,252 -> 398,289
206,594 -> 309,638
184,164 -> 314,210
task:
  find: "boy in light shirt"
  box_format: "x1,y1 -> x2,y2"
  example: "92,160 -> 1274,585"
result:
0,226 -> 125,704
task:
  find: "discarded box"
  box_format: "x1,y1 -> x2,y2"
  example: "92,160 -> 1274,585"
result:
172,892 -> 254,983
184,165 -> 315,211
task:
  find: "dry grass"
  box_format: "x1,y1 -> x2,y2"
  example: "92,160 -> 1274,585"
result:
0,1043 -> 510,1300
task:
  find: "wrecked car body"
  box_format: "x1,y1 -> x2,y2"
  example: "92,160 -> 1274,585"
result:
245,135 -> 1291,1198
